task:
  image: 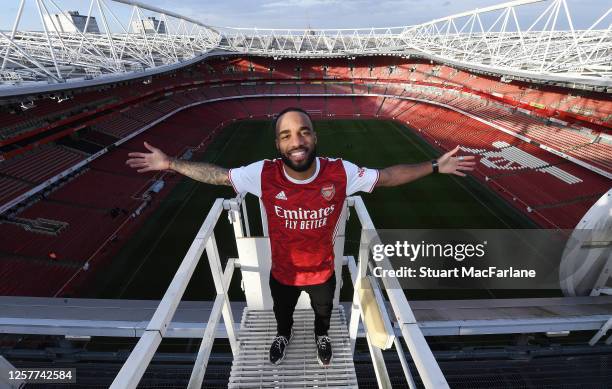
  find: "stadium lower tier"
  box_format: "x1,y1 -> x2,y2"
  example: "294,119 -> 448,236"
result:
0,110 -> 217,296
0,96 -> 610,297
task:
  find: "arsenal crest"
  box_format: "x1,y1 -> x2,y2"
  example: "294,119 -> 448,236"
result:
321,184 -> 335,201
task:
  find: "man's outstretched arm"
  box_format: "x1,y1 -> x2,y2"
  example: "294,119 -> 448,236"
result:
125,141 -> 231,186
376,145 -> 475,187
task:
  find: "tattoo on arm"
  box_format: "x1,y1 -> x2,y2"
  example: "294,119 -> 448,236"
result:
169,159 -> 231,186
376,162 -> 432,187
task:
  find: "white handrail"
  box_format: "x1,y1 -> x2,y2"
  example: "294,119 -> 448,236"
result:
110,198 -> 238,389
109,194 -> 448,389
347,196 -> 450,389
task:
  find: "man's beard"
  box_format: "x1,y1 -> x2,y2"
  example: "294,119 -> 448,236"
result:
280,145 -> 317,172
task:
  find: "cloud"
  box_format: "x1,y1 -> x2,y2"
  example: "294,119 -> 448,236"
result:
119,0 -> 607,30
262,0 -> 343,8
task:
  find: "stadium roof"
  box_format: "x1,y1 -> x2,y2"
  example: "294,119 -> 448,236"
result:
0,0 -> 610,97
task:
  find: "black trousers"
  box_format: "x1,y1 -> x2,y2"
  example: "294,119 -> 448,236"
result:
269,271 -> 336,337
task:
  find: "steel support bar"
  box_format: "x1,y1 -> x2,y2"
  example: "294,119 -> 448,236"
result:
350,196 -> 449,389
589,317 -> 612,346
349,258 -> 392,389
109,199 -> 224,389
187,294 -> 224,389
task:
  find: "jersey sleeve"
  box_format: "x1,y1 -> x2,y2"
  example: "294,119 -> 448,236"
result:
342,160 -> 379,196
228,160 -> 264,197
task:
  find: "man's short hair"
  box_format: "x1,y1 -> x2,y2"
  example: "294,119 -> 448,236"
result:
273,107 -> 313,135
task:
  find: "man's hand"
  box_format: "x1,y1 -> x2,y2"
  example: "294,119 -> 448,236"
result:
126,141 -> 170,173
126,140 -> 231,185
376,144 -> 476,187
437,145 -> 476,177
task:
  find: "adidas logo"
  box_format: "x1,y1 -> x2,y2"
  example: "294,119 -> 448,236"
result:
275,191 -> 287,200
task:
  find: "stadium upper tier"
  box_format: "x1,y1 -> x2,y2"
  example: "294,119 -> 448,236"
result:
0,0 -> 610,97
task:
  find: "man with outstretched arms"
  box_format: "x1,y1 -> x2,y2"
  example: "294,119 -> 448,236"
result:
126,107 -> 475,366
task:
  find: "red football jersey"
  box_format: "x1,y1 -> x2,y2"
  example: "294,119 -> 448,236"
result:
229,157 -> 378,286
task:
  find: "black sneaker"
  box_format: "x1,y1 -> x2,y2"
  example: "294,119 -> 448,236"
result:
269,330 -> 293,365
315,335 -> 332,366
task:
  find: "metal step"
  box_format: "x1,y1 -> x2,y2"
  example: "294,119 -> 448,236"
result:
229,306 -> 358,388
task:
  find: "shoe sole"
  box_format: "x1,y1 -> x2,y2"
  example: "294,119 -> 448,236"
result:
269,331 -> 294,365
315,337 -> 332,367
316,353 -> 332,367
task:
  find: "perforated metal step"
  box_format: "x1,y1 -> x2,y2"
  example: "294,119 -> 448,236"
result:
229,306 -> 358,388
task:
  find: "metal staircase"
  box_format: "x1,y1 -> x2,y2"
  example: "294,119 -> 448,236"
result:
102,195 -> 452,388
229,306 -> 358,388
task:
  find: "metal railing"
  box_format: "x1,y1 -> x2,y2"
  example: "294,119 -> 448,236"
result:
110,194 -> 448,388
109,197 -> 238,389
345,196 -> 449,388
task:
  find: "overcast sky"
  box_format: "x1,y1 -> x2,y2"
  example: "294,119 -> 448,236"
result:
1,0 -> 607,31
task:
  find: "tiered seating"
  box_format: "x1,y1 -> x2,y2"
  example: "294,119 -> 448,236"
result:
350,84 -> 367,95
81,129 -> 120,146
241,58 -> 273,78
2,55 -> 611,298
123,105 -> 166,123
0,176 -> 31,204
239,97 -> 272,117
383,84 -> 404,96
407,64 -> 434,82
238,84 -> 258,96
271,60 -> 298,78
351,57 -> 376,79
398,102 -> 609,227
559,94 -> 612,121
467,76 -> 502,92
190,78 -> 610,172
326,61 -> 351,79
387,100 -> 419,119
270,96 -> 299,113
2,201 -> 119,262
366,85 -> 385,95
291,97 -> 325,116
171,90 -> 207,106
272,84 -> 299,94
0,103 -> 219,296
378,97 -> 405,117
215,100 -> 250,119
300,84 -> 326,94
216,85 -> 242,98
254,84 -> 271,95
521,87 -> 565,107
0,95 -> 117,141
200,86 -> 224,99
299,59 -> 326,78
353,96 -> 379,116
0,145 -> 84,184
47,169 -> 145,210
569,143 -> 612,170
326,84 -> 353,94
327,97 -> 357,116
152,98 -> 182,114
0,256 -> 77,296
92,113 -> 142,138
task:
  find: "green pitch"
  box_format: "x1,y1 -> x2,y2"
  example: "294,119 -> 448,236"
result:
85,119 -> 539,301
